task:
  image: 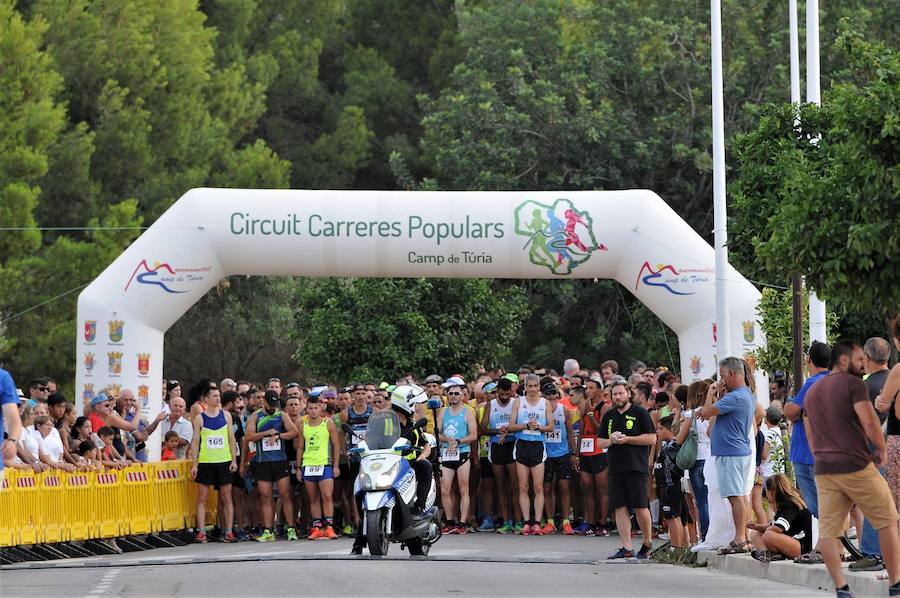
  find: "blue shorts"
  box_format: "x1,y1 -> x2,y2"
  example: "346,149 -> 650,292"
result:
302,465 -> 333,483
715,455 -> 752,498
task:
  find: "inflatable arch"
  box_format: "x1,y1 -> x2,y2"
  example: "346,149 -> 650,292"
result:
76,188 -> 765,459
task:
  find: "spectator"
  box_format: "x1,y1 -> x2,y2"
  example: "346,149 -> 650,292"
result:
655,414 -> 687,547
875,317 -> 900,526
630,361 -> 647,376
76,439 -> 101,470
96,426 -> 130,468
28,378 -> 49,403
677,380 -> 711,541
161,431 -> 180,461
88,390 -> 141,435
805,340 -> 900,598
699,356 -> 755,555
117,388 -> 165,462
33,415 -> 74,471
220,378 -> 237,394
72,416 -> 94,447
783,340 -> 830,564
632,382 -> 653,410
600,360 -> 619,384
161,397 -> 193,459
747,473 -> 812,562
563,358 -> 580,378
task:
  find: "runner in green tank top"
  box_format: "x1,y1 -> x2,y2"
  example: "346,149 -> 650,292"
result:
295,395 -> 342,539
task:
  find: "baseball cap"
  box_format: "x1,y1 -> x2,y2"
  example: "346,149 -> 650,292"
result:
264,390 -> 280,405
91,392 -> 109,407
309,385 -> 327,397
424,374 -> 443,384
442,376 -> 465,388
482,382 -> 498,393
16,388 -> 24,401
503,373 -> 518,383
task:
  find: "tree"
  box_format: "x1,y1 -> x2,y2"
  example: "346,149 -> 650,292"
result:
290,278 -> 528,382
732,29 -> 899,313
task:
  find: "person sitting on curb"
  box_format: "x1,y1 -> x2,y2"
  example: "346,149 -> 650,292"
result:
747,473 -> 812,562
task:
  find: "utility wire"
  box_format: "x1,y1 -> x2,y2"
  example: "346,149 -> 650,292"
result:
0,282 -> 90,326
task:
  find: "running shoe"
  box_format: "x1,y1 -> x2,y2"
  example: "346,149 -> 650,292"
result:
236,529 -> 249,542
222,531 -> 236,543
286,527 -> 299,541
531,524 -> 545,536
540,521 -> 556,534
323,526 -> 338,539
572,522 -> 592,536
520,523 -> 533,536
307,527 -> 324,540
455,524 -> 467,535
194,530 -> 208,544
608,547 -> 634,559
496,522 -> 514,534
256,529 -> 276,543
442,524 -> 455,535
636,543 -> 652,559
595,525 -> 610,538
342,524 -> 355,537
514,521 -> 524,534
562,520 -> 575,535
477,516 -> 495,532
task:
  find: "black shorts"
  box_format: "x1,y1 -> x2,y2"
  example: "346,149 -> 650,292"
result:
608,472 -> 650,510
514,439 -> 546,468
232,471 -> 245,488
544,455 -> 573,482
579,453 -> 608,475
196,462 -> 233,490
441,452 -> 471,471
489,441 -> 515,465
251,459 -> 290,482
339,462 -> 352,481
479,457 -> 493,478
659,484 -> 685,520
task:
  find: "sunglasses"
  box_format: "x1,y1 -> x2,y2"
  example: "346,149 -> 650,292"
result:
447,392 -> 462,396
37,386 -> 48,392
285,382 -> 301,389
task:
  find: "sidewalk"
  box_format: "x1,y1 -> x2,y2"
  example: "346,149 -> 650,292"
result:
697,550 -> 890,597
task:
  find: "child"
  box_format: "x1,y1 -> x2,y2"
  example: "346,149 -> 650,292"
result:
77,439 -> 101,470
295,395 -> 342,540
96,426 -> 129,469
161,431 -> 180,461
654,415 -> 687,547
747,473 -> 812,562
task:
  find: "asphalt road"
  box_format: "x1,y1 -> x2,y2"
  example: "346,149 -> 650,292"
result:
0,534 -> 828,597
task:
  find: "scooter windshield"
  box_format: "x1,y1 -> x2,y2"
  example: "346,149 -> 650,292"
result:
365,410 -> 402,450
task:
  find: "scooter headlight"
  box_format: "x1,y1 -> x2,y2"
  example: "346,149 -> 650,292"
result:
361,461 -> 401,490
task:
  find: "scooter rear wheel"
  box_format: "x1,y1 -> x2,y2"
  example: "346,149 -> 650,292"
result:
367,509 -> 389,556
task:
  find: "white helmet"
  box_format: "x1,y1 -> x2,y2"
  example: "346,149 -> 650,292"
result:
390,384 -> 427,415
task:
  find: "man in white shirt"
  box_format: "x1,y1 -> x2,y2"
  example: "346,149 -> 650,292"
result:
160,397 -> 193,459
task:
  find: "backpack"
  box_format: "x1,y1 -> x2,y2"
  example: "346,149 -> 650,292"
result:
676,415 -> 699,470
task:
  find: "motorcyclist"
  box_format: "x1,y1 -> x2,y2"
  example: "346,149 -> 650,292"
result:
350,384 -> 432,555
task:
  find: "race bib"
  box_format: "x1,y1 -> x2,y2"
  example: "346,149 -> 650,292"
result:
304,465 -> 324,477
544,429 -> 561,443
206,436 -> 225,450
262,436 -> 282,452
580,437 -> 595,453
441,445 -> 460,462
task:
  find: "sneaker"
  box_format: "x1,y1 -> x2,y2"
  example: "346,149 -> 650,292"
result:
496,522 -> 514,534
836,586 -> 855,598
573,522 -> 591,536
520,523 -> 533,536
222,531 -> 236,543
442,524 -> 455,535
608,547 -> 634,559
636,543 -> 652,559
307,527 -> 324,540
541,521 -> 556,534
236,529 -> 248,542
595,525 -> 610,537
514,521 -> 524,534
286,527 -> 299,541
478,516 -> 495,532
455,524 -> 467,535
342,524 -> 355,537
531,524 -> 544,536
562,520 -> 575,535
890,580 -> 900,597
256,529 -> 276,543
323,526 -> 338,539
658,532 -> 670,541
194,530 -> 208,544
350,544 -> 363,555
849,555 -> 884,572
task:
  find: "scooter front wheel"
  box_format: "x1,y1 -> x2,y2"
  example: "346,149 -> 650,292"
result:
367,509 -> 389,556
406,537 -> 429,557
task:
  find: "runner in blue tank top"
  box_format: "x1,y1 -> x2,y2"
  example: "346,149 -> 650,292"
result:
437,381 -> 477,534
541,384 -> 578,534
508,374 -> 555,535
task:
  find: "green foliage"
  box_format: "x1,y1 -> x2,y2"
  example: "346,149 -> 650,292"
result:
752,286 -> 838,381
290,278 -> 528,383
732,29 -> 899,314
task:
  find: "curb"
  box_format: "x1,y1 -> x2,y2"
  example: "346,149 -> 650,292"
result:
696,550 -> 890,597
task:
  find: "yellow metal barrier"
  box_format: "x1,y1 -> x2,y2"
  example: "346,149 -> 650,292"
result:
0,461 -> 224,548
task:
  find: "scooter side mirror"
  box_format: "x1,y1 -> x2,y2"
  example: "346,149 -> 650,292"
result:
413,417 -> 428,430
341,423 -> 354,435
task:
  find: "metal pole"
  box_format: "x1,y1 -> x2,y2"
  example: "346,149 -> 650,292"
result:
789,0 -> 800,104
711,0 -> 732,358
791,273 -> 804,394
806,0 -> 827,342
